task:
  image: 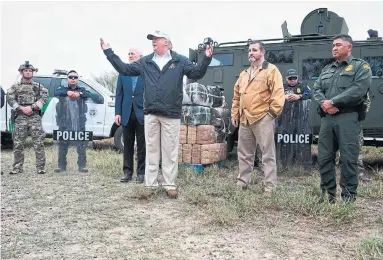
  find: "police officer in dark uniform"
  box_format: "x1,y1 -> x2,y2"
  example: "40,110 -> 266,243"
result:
284,69 -> 312,101
313,34 -> 372,203
54,70 -> 93,173
277,69 -> 313,169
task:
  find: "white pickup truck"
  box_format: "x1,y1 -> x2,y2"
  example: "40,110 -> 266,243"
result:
0,70 -> 125,150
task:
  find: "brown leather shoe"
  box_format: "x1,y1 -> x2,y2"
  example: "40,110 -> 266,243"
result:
166,189 -> 178,199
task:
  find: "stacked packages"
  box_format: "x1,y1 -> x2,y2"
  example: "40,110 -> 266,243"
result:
179,83 -> 230,165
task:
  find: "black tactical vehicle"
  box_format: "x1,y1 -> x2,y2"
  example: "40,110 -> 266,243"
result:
188,7 -> 383,152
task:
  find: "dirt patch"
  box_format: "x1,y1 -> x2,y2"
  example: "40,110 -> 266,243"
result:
1,146 -> 382,259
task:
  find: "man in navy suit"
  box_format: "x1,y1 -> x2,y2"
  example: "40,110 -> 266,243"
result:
114,48 -> 145,183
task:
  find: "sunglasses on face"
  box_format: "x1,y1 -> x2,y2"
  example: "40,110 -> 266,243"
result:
288,77 -> 297,80
68,75 -> 78,80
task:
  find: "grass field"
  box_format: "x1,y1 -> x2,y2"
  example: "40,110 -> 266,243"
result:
1,141 -> 382,259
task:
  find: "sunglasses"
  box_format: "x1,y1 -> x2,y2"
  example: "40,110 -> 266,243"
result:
68,75 -> 78,80
288,77 -> 297,80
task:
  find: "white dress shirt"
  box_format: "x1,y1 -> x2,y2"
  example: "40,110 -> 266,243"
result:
152,50 -> 172,70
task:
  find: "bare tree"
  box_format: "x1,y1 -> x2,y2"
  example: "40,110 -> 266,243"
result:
92,71 -> 119,93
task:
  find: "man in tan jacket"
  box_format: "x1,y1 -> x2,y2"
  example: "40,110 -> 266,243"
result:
231,41 -> 285,193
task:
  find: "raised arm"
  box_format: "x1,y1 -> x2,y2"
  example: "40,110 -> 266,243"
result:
100,38 -> 141,76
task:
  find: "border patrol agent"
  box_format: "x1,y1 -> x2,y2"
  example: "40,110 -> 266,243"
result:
313,35 -> 372,203
6,61 -> 48,174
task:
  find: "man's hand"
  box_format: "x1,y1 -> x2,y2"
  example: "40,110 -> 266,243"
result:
100,38 -> 111,51
115,115 -> 121,126
23,106 -> 33,115
205,43 -> 214,58
287,94 -> 301,101
231,118 -> 238,128
321,100 -> 333,111
67,91 -> 79,100
327,107 -> 339,115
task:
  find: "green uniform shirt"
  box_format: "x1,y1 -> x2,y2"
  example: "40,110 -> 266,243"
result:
313,56 -> 372,108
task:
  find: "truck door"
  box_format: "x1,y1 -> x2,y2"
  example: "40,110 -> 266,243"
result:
360,47 -> 383,140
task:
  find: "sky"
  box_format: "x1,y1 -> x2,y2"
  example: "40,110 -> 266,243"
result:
1,0 -> 383,89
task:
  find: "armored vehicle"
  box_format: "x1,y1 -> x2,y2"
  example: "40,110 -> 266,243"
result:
188,7 -> 383,152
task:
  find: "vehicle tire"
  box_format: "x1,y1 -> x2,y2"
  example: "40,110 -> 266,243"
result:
114,126 -> 124,152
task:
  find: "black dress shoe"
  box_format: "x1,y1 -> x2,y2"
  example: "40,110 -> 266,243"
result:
120,175 -> 132,183
136,174 -> 145,183
79,168 -> 89,173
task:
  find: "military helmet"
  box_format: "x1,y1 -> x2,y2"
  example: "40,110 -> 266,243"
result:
18,61 -> 38,72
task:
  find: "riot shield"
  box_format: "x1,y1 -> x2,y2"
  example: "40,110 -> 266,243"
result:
275,99 -> 313,171
52,89 -> 93,173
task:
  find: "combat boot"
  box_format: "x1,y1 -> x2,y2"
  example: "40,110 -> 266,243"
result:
37,170 -> 46,174
318,190 -> 336,204
9,169 -> 23,175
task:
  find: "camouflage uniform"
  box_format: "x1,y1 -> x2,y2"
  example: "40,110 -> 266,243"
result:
6,62 -> 48,174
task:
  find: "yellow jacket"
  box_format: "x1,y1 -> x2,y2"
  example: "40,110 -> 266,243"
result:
231,61 -> 285,125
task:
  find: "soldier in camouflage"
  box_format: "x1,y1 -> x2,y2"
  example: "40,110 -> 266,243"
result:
6,61 -> 48,175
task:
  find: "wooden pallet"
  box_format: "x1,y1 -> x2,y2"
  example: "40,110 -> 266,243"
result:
180,160 -> 226,173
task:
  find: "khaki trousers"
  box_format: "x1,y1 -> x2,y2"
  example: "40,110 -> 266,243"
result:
144,114 -> 180,190
237,114 -> 277,186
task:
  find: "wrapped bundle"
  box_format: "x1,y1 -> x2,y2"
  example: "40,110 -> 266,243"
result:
182,83 -> 224,107
196,125 -> 217,144
187,126 -> 197,144
182,144 -> 192,163
191,144 -> 201,164
218,143 -> 227,161
180,125 -> 188,144
181,106 -> 211,126
210,107 -> 231,132
201,143 -> 221,164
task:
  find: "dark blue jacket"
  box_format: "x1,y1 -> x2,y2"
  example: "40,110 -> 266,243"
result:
54,85 -> 90,130
115,75 -> 144,125
283,81 -> 312,101
104,49 -> 212,118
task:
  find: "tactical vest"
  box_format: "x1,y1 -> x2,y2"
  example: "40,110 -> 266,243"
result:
15,81 -> 41,105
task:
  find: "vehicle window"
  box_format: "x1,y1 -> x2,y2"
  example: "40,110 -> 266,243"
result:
209,53 -> 234,67
364,56 -> 383,77
32,77 -> 54,96
266,49 -> 294,64
302,58 -> 335,80
60,79 -> 104,104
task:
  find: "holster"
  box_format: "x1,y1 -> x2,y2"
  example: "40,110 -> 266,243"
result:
358,103 -> 367,121
10,109 -> 17,124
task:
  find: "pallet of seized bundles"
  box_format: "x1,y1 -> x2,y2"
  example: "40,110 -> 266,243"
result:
180,143 -> 227,173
